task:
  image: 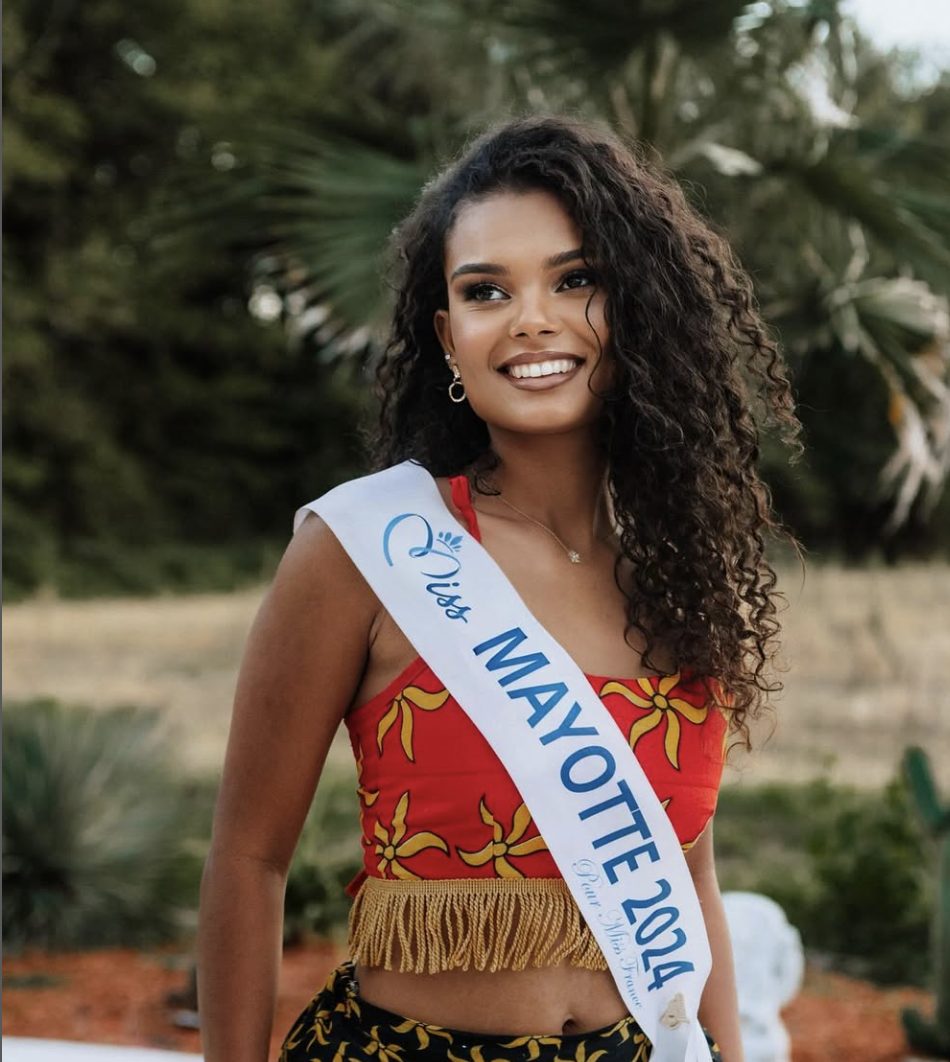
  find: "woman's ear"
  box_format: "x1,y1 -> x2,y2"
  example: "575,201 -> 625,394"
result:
433,308 -> 454,356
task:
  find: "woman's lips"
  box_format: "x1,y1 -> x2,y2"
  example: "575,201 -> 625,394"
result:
499,357 -> 584,391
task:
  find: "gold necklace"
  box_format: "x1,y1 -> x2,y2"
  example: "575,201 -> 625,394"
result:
494,494 -> 582,563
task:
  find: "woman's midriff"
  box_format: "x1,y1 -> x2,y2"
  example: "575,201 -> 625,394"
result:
354,961 -> 628,1036
352,921 -> 628,1036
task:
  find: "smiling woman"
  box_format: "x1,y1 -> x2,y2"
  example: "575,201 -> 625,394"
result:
197,115 -> 802,1062
435,189 -> 611,433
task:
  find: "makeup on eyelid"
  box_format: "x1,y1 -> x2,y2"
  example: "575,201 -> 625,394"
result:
460,269 -> 597,303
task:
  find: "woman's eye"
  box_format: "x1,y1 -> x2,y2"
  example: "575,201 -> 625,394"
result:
559,269 -> 596,291
461,282 -> 507,302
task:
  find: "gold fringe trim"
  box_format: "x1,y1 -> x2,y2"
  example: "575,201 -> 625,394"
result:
348,876 -> 608,974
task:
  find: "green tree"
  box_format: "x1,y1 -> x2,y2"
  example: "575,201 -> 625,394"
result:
2,0 -> 368,598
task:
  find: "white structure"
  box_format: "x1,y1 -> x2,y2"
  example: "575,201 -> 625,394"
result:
722,891 -> 805,1062
1,1039 -> 201,1061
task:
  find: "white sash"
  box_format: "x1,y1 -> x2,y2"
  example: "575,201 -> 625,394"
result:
297,461 -> 712,1062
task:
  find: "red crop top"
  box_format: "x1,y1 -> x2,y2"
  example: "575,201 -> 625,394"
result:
342,475 -> 729,974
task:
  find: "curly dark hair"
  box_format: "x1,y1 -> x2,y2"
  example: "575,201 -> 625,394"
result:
370,114 -> 801,745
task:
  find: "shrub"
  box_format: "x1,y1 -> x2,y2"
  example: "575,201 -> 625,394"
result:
717,776 -> 931,985
804,778 -> 931,984
2,699 -> 195,950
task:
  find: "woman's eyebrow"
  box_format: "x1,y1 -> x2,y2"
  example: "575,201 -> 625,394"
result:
450,247 -> 585,282
546,247 -> 585,269
450,261 -> 509,281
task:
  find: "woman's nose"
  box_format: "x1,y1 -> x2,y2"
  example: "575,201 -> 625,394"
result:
508,292 -> 561,339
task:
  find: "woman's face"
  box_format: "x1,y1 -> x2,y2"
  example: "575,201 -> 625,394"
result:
434,189 -> 611,438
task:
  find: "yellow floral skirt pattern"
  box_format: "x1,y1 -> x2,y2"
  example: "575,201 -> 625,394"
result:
278,962 -> 723,1062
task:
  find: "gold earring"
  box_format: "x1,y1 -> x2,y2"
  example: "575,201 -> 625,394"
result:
445,354 -> 466,403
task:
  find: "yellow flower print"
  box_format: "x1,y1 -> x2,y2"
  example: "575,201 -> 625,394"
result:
447,1047 -> 509,1062
604,1017 -> 650,1060
365,1027 -> 406,1061
498,1034 -> 562,1061
457,799 -> 548,879
600,673 -> 707,770
373,791 -> 448,879
280,987 -> 347,1055
567,1041 -> 609,1062
377,685 -> 450,761
355,739 -> 379,807
393,1020 -> 453,1052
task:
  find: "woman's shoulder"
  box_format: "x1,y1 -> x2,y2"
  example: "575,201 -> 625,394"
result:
283,509 -> 380,622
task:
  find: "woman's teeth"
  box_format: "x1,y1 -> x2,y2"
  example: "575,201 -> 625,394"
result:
507,359 -> 578,379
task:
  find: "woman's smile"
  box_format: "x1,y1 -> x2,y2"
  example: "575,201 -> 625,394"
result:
499,351 -> 585,389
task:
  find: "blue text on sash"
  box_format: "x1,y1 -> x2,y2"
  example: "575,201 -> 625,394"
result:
473,626 -> 695,992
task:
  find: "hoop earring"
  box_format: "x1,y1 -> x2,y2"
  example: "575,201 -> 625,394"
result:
445,355 -> 466,403
448,369 -> 467,404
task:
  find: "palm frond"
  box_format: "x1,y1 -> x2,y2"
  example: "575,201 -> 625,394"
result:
771,151 -> 950,286
155,125 -> 431,349
393,0 -> 749,88
821,275 -> 950,529
252,130 -> 429,341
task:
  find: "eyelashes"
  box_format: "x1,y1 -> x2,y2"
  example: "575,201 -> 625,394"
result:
560,268 -> 597,291
460,281 -> 506,302
459,269 -> 597,302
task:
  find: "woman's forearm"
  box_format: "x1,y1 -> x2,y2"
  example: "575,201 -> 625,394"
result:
198,848 -> 287,1062
696,872 -> 744,1062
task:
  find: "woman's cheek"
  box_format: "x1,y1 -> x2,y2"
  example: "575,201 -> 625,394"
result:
453,313 -> 502,359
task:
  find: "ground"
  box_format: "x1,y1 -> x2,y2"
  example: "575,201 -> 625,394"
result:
0,944 -> 938,1061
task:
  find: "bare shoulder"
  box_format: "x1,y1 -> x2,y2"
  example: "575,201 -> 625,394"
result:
275,509 -> 379,613
256,508 -> 381,709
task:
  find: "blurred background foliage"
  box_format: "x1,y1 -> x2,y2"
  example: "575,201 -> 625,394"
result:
3,0 -> 950,601
1,697 -> 364,953
716,776 -> 933,985
2,700 -> 200,950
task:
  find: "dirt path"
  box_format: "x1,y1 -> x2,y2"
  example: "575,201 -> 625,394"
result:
4,565 -> 949,789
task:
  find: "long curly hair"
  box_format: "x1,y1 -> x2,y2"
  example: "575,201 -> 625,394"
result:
370,114 -> 801,744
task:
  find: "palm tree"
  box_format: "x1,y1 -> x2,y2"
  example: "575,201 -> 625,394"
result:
172,0 -> 950,542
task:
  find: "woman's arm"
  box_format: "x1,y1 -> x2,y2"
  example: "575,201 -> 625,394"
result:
197,515 -> 378,1062
686,823 -> 745,1062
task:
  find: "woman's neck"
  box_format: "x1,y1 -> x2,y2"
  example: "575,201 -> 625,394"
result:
476,430 -> 612,547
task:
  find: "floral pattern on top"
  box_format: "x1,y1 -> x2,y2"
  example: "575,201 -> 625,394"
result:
599,672 -> 708,770
372,791 -> 448,879
346,659 -> 727,881
376,684 -> 450,762
457,798 -> 549,879
355,739 -> 379,808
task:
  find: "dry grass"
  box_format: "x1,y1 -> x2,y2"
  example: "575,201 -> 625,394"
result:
2,590 -> 265,776
4,565 -> 949,790
740,562 -> 950,791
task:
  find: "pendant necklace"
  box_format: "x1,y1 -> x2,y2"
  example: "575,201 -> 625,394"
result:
494,494 -> 582,563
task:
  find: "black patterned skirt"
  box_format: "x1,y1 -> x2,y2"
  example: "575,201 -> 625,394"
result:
278,962 -> 722,1062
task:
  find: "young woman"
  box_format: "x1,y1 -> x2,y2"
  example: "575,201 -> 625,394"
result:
198,115 -> 799,1062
